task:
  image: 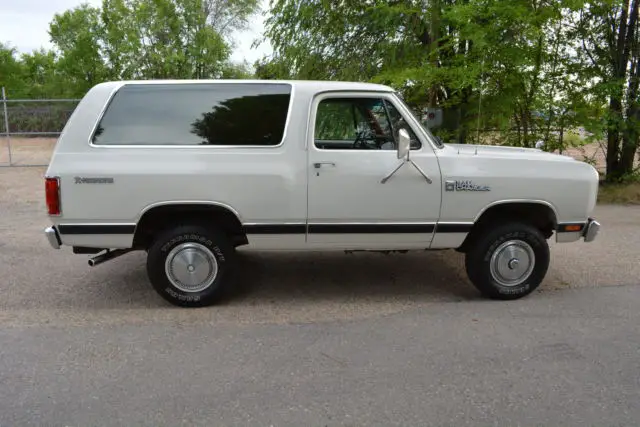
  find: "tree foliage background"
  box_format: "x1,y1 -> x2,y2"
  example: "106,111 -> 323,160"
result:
1,0 -> 640,181
257,0 -> 640,181
0,0 -> 257,98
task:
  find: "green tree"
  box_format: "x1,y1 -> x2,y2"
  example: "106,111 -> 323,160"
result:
0,43 -> 27,97
19,49 -> 67,98
48,3 -> 108,96
263,0 -> 585,146
47,0 -> 259,83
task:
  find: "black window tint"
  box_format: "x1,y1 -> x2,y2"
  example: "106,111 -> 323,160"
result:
92,83 -> 292,146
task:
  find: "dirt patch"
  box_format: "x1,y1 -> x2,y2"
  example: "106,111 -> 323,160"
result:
0,137 -> 57,166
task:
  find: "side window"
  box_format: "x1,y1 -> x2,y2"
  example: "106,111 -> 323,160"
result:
92,83 -> 292,146
384,100 -> 421,149
314,96 -> 420,150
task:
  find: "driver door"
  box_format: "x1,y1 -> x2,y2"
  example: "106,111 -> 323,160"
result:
306,91 -> 442,248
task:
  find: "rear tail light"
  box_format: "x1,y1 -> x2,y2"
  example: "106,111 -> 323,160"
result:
45,176 -> 61,215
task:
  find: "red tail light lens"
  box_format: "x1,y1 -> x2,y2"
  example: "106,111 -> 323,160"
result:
45,177 -> 61,215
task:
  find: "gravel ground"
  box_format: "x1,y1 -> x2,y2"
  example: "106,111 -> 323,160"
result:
0,137 -> 56,166
1,166 -> 639,327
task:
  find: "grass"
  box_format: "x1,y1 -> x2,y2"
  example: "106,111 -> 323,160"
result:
597,181 -> 640,205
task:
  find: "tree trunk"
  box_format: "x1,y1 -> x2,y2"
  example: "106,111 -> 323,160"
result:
620,127 -> 639,173
606,0 -> 639,181
522,111 -> 530,147
606,96 -> 623,181
428,0 -> 441,107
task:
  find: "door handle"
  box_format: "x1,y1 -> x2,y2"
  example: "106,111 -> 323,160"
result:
313,162 -> 336,168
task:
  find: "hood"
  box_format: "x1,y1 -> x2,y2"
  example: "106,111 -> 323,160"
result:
444,143 -> 578,162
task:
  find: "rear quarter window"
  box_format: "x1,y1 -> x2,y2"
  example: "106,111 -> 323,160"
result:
91,83 -> 292,146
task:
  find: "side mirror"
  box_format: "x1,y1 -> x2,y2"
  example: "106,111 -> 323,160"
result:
397,128 -> 410,159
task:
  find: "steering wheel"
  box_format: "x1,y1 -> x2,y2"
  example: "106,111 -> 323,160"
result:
352,129 -> 385,149
352,130 -> 369,149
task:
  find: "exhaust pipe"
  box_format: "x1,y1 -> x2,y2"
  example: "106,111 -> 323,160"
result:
88,249 -> 132,267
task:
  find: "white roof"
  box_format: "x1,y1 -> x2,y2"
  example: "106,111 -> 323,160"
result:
94,79 -> 395,94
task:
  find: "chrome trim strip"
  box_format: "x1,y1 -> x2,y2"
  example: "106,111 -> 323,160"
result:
303,222 -> 436,225
88,81 -> 295,149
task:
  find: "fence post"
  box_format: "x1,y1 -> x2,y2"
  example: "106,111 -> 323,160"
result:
1,87 -> 11,166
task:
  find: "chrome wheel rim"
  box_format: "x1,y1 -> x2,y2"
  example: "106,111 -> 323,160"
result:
489,240 -> 535,287
165,242 -> 218,293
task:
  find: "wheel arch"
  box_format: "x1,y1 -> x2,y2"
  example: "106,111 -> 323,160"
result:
458,200 -> 559,253
132,201 -> 247,249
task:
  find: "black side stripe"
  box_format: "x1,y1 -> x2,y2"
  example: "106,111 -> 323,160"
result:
308,224 -> 435,234
435,223 -> 473,233
58,224 -> 136,235
58,222 -> 474,236
243,224 -> 306,234
243,223 -> 472,234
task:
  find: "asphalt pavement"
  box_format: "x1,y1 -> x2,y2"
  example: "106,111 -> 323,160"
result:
1,285 -> 639,426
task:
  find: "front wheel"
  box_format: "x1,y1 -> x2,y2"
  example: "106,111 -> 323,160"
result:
146,224 -> 236,307
465,222 -> 550,300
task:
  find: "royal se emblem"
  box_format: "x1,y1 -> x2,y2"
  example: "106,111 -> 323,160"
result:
445,180 -> 490,192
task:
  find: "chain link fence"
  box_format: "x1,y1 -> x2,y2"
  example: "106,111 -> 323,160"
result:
0,87 -> 80,167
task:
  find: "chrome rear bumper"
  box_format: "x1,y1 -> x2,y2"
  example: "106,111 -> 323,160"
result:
583,218 -> 601,243
45,226 -> 61,249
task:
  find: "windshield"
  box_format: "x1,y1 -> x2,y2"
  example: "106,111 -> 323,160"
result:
392,92 -> 444,149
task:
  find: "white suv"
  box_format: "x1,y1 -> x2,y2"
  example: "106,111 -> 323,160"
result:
44,79 -> 601,307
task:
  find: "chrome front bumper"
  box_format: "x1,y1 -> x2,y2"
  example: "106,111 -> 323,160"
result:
583,218 -> 601,243
45,226 -> 61,249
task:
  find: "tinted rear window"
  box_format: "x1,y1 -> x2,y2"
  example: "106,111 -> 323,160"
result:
92,83 -> 292,146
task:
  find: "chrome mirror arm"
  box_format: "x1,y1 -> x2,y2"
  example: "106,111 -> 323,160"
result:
380,161 -> 405,184
380,159 -> 432,184
408,159 -> 433,184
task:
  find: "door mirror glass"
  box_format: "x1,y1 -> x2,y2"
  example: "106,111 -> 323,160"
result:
397,128 -> 410,159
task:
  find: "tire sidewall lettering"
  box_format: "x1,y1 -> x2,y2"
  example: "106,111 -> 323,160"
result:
496,282 -> 530,295
160,233 -> 222,263
165,287 -> 202,302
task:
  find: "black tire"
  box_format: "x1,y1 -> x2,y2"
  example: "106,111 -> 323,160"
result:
146,224 -> 236,307
465,222 -> 550,300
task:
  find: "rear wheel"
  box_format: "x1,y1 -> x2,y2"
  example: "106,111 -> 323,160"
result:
146,224 -> 236,307
465,222 -> 550,300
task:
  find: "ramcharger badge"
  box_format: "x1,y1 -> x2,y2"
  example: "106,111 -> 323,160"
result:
74,177 -> 114,184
